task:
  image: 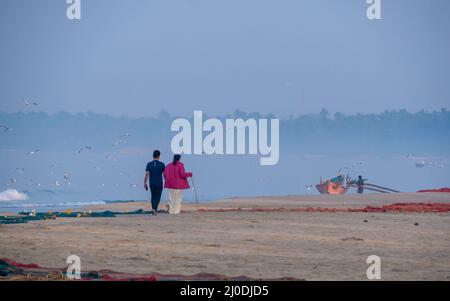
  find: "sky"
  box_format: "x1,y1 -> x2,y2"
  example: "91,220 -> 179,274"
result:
1,0 -> 450,118
1,1 -> 450,209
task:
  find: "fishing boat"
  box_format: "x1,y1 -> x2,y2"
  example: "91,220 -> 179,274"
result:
315,175 -> 400,194
315,175 -> 350,195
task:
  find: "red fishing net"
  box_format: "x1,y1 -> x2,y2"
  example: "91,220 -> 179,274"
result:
417,188 -> 450,193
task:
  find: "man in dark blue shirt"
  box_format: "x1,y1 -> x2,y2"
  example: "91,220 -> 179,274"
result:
144,150 -> 165,215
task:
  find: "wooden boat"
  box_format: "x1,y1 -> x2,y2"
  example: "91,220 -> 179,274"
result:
315,175 -> 400,194
315,175 -> 350,195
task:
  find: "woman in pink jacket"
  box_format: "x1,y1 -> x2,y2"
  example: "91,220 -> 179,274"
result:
163,154 -> 192,214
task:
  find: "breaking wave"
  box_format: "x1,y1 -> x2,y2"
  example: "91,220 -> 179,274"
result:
0,189 -> 29,202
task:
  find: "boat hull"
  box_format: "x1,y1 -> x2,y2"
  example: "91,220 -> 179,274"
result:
315,182 -> 348,195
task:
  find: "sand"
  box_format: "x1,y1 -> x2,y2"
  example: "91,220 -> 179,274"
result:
1,193 -> 450,281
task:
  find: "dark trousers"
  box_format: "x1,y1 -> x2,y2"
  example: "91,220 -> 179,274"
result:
357,185 -> 364,194
150,185 -> 163,211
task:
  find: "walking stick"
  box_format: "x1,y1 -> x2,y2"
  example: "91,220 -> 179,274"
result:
190,176 -> 199,211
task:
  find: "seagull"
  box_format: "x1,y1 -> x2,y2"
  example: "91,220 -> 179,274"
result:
23,99 -> 38,106
415,160 -> 426,168
64,173 -> 71,184
352,161 -> 363,168
78,146 -> 92,154
338,166 -> 349,173
338,161 -> 363,174
113,139 -> 128,146
15,167 -> 25,174
130,183 -> 138,189
105,154 -> 119,163
0,125 -> 13,132
428,161 -> 445,169
112,133 -> 131,147
27,149 -> 40,155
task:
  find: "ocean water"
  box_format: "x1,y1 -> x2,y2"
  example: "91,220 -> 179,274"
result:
1,153 -> 449,213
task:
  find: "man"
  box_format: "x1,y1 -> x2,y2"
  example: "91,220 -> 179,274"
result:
357,175 -> 367,194
144,150 -> 165,215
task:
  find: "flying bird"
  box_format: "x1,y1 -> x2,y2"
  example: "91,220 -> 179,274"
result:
27,149 -> 40,155
415,161 -> 426,168
78,146 -> 92,154
23,99 -> 38,106
0,125 -> 13,132
338,161 -> 363,174
112,133 -> 131,146
105,154 -> 119,163
15,167 -> 25,174
63,173 -> 71,184
113,139 -> 128,146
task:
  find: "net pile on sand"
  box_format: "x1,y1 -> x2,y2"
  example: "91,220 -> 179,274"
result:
0,258 -> 300,281
197,203 -> 450,214
0,209 -> 151,225
417,188 -> 450,193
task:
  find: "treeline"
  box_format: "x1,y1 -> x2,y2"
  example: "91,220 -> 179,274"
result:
1,109 -> 449,155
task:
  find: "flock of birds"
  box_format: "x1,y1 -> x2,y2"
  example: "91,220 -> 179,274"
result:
404,154 -> 445,169
4,133 -> 139,192
0,99 -> 38,133
337,161 -> 363,174
1,99 -> 142,194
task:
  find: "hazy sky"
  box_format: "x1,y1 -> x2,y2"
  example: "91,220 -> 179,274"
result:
1,0 -> 449,117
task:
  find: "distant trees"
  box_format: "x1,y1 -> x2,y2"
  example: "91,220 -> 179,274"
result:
1,109 -> 449,155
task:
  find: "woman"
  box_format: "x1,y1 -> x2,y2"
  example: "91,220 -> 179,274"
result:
163,154 -> 193,214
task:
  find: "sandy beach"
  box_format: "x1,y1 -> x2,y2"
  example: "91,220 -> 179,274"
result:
1,193 -> 450,281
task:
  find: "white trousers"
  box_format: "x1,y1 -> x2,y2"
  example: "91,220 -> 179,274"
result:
167,189 -> 183,214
